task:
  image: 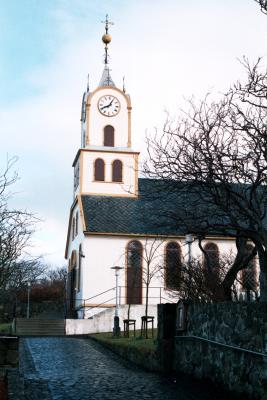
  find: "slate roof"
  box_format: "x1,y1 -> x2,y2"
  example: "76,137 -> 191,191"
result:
81,178 -> 229,236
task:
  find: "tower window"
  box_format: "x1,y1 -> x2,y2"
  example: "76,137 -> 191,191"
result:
94,158 -> 105,181
165,242 -> 182,290
112,160 -> 123,182
104,125 -> 114,147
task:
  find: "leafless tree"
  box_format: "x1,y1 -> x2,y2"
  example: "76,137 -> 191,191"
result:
144,58 -> 267,300
0,158 -> 38,290
125,239 -> 163,323
165,244 -> 258,302
254,0 -> 267,14
141,239 -> 164,320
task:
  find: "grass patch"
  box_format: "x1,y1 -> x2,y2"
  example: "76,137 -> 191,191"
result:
0,323 -> 12,334
90,329 -> 160,371
90,329 -> 157,352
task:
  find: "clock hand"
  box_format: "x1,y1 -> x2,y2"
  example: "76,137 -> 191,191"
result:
100,104 -> 110,110
103,99 -> 114,109
100,98 -> 115,111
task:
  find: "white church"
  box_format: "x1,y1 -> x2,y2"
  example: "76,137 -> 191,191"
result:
65,17 -> 258,320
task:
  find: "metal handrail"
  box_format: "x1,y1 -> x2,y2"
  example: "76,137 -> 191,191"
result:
75,286 -> 176,315
83,297 -> 116,313
82,287 -> 116,302
74,286 -> 166,307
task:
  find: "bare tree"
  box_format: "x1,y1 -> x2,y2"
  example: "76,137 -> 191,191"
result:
165,242 -> 258,302
144,58 -> 267,300
0,158 -> 38,290
141,239 -> 164,319
254,0 -> 267,14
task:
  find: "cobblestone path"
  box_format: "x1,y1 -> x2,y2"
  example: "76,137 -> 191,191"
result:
18,337 -> 225,400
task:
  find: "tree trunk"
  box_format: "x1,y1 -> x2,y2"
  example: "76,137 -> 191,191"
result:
145,284 -> 149,319
258,248 -> 267,302
221,237 -> 257,301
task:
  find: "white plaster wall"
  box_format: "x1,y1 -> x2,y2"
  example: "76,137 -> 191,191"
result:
66,202 -> 85,309
68,230 -> 258,318
66,304 -> 158,334
81,236 -> 126,309
81,150 -> 137,196
78,235 -> 242,318
87,88 -> 129,148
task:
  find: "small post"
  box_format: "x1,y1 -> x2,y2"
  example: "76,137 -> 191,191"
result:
27,281 -> 31,319
119,286 -> 121,305
111,266 -> 124,336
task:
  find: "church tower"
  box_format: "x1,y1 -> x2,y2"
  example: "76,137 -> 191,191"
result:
73,16 -> 139,199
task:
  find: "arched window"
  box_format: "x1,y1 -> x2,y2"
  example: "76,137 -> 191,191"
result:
165,242 -> 182,290
77,244 -> 83,292
104,125 -> 114,147
72,217 -> 75,241
94,158 -> 105,181
75,211 -> 79,236
112,160 -> 123,182
126,240 -> 142,304
203,242 -> 220,273
69,250 -> 77,310
71,250 -> 77,270
242,244 -> 257,293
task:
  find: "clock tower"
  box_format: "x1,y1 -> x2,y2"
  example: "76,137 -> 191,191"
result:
73,16 -> 139,199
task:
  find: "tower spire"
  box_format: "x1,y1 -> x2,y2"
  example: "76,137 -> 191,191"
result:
99,14 -> 115,87
101,14 -> 114,65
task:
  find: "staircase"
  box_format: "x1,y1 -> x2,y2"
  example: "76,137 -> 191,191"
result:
15,318 -> 65,336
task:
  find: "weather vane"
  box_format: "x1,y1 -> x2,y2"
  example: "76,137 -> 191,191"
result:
101,14 -> 114,65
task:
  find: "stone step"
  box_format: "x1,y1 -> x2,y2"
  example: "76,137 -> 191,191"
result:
15,319 -> 65,336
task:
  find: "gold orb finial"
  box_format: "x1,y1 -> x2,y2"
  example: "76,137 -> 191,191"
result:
102,33 -> 112,44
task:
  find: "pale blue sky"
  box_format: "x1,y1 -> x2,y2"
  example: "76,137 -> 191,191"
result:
0,0 -> 126,104
0,0 -> 266,266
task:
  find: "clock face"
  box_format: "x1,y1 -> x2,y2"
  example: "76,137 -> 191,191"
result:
98,95 -> 120,117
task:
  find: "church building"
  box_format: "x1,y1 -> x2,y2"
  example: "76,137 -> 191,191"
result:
65,17 -> 258,319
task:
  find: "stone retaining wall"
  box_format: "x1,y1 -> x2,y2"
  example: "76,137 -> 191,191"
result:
185,303 -> 267,353
0,336 -> 19,367
172,303 -> 267,399
0,336 -> 19,400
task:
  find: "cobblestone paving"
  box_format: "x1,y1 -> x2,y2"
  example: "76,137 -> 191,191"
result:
19,337 -> 225,400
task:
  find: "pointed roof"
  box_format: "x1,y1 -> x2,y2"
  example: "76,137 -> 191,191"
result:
99,65 -> 115,87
